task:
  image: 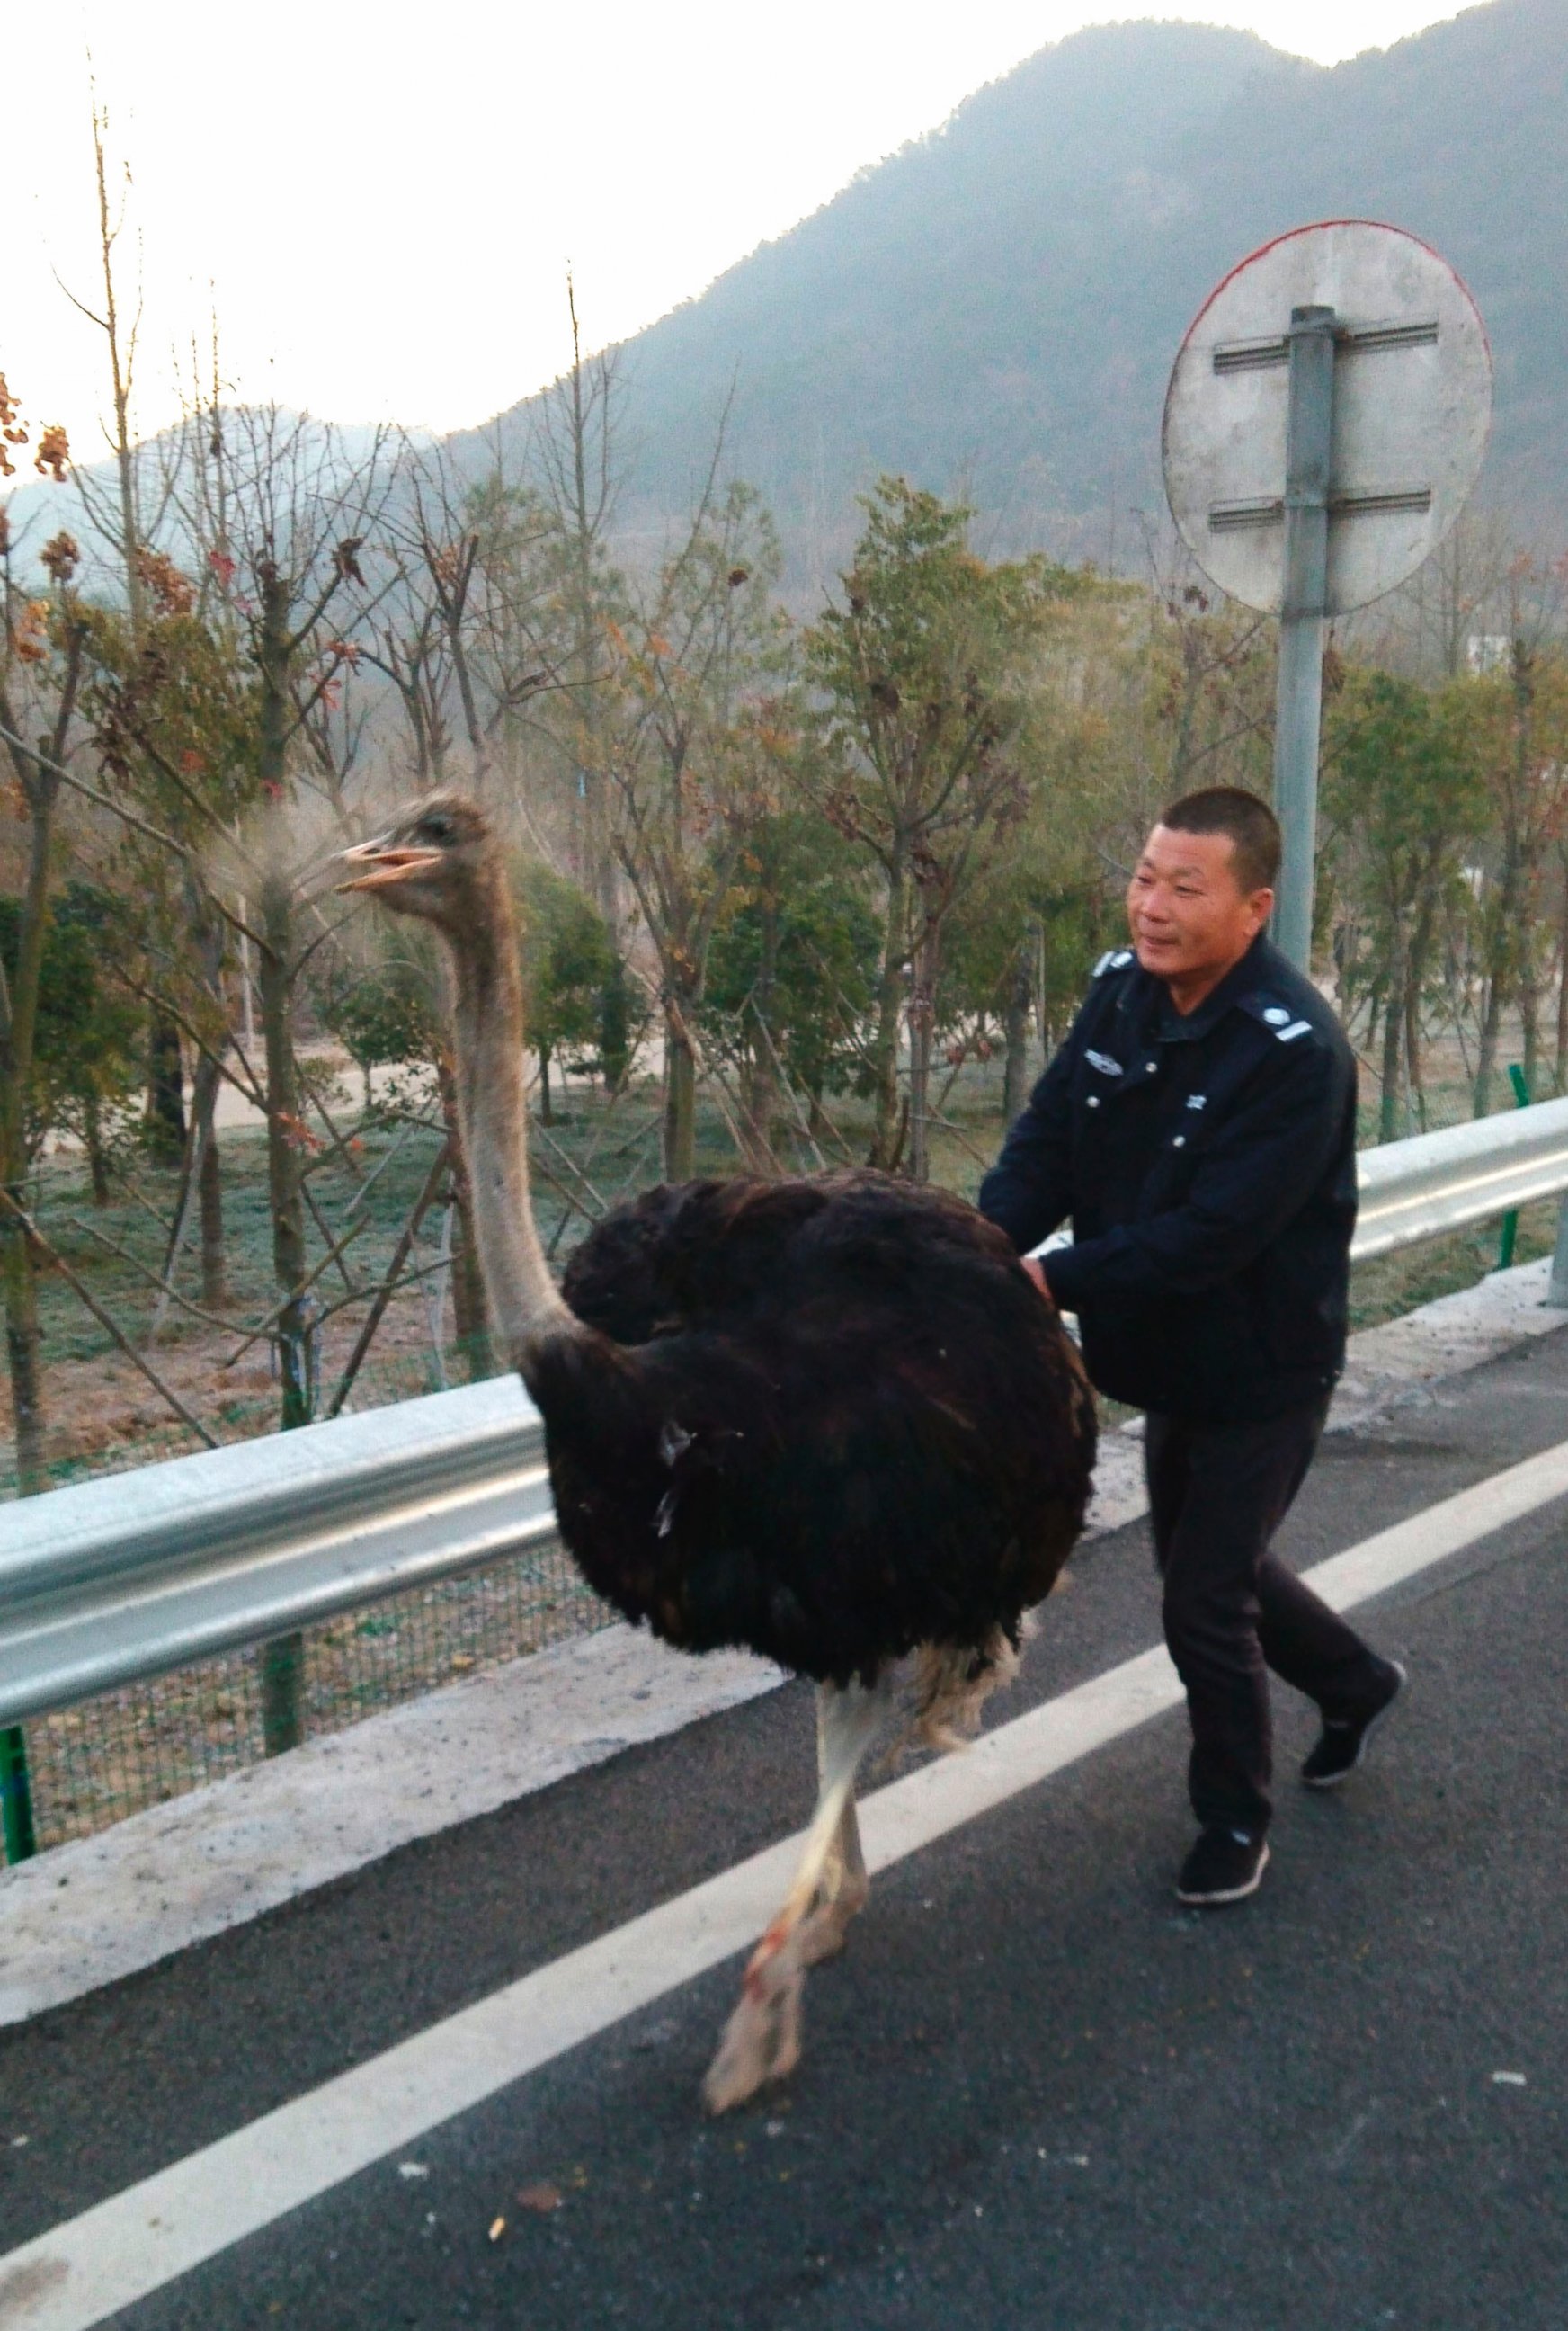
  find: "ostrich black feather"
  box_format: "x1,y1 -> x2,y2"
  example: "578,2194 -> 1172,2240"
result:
544,1170 -> 1097,1688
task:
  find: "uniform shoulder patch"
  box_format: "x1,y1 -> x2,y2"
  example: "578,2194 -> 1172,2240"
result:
1241,992 -> 1318,1044
1091,948 -> 1135,978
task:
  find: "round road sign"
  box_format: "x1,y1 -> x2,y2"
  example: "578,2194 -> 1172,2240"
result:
1163,219 -> 1492,617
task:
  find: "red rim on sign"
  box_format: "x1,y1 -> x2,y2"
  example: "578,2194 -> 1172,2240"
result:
1162,219 -> 1492,618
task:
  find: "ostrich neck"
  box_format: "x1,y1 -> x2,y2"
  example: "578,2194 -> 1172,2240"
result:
444,905 -> 571,1362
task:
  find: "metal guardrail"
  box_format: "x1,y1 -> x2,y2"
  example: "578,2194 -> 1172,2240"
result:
0,1377 -> 552,1732
1353,1094 -> 1568,1261
4,1099 -> 1568,1742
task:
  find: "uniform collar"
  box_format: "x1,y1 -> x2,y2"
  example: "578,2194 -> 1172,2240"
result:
1147,933 -> 1273,1045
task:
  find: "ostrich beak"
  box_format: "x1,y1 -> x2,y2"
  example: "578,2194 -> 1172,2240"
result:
334,838 -> 442,893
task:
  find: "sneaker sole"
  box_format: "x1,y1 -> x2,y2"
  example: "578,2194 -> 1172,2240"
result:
1174,1840 -> 1270,1907
1301,1662 -> 1409,1791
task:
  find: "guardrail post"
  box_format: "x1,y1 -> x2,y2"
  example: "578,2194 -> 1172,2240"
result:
1496,1065 -> 1533,1269
1546,1191 -> 1568,1310
1,1723 -> 38,1863
261,1633 -> 305,1755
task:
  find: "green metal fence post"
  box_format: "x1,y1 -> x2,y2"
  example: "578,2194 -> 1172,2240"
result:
1496,1064 -> 1532,1270
261,1633 -> 305,1755
1,1724 -> 38,1863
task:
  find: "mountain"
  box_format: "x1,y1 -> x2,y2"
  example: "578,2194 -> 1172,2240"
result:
461,0 -> 1568,577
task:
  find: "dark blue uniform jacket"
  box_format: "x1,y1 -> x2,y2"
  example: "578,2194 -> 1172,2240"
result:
978,933 -> 1358,1425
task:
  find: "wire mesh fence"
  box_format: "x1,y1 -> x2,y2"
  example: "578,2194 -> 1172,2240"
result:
21,1538 -> 613,1855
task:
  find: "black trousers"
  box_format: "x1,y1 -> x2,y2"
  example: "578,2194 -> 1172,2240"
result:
1145,1399 -> 1381,1836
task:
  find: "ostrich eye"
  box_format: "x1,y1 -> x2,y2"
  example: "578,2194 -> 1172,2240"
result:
415,812 -> 455,844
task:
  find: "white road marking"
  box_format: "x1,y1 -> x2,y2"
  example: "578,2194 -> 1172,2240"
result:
4,1433 -> 1568,2331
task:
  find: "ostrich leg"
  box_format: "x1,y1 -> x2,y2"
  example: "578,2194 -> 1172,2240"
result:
702,1675 -> 890,2114
797,1683 -> 870,1968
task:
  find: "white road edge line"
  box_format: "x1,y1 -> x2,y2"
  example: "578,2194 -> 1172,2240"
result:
4,1433 -> 1568,2331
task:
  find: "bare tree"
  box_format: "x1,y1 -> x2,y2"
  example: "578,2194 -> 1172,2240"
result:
601,478 -> 788,1178
530,278 -> 628,925
0,380 -> 82,1490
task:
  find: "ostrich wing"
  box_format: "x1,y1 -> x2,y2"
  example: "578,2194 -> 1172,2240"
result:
538,1174 -> 1096,1686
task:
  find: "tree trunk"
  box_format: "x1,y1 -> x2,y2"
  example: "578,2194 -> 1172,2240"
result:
258,875 -> 314,1429
741,900 -> 782,1170
1521,966 -> 1541,1101
564,311 -> 619,930
664,1000 -> 698,1181
85,1094 -> 112,1207
251,564 -> 316,1433
436,1057 -> 493,1380
1,799 -> 58,1495
1474,848 -> 1519,1120
150,1051 -> 226,1339
867,857 -> 908,1170
906,921 -> 939,1186
538,1043 -> 555,1127
1404,882 -> 1437,1129
1379,948 -> 1406,1145
1474,970 -> 1503,1119
200,1120 -> 227,1310
0,1210 -> 43,1496
1519,852 -> 1543,1100
1002,947 -> 1033,1129
146,1014 -> 187,1166
1555,854 -> 1568,1091
598,957 -> 630,1093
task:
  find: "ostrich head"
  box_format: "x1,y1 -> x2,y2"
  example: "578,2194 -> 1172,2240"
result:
336,791 -> 503,935
338,789 -> 570,1357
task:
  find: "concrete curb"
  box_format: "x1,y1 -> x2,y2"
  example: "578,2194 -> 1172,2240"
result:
3,1255 -> 1562,2026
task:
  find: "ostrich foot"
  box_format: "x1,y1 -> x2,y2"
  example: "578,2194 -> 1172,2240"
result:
702,1925 -> 806,2112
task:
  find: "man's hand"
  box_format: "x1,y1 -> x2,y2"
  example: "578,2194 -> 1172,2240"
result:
1021,1255 -> 1056,1304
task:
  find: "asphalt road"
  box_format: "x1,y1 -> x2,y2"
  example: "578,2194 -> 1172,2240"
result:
4,1326 -> 1567,2330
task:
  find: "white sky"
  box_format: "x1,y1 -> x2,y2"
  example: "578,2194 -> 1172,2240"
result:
4,0 -> 1465,464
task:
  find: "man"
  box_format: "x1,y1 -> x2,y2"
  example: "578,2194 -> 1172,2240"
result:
979,786 -> 1404,1907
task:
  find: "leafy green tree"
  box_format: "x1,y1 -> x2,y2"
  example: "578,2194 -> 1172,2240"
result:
804,478 -> 1074,1177
1435,636 -> 1568,1112
318,946 -> 443,1111
703,812 -> 879,1159
940,863 -> 1112,1126
1323,667 -> 1488,1138
513,859 -> 619,1122
0,883 -> 142,1177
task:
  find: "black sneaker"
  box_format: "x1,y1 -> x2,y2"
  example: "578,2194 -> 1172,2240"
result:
1175,1826 -> 1270,1907
1301,1660 -> 1407,1790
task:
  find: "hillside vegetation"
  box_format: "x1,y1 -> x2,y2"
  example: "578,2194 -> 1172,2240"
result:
459,0 -> 1568,575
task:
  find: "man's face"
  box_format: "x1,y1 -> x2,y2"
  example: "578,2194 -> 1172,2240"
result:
1126,824 -> 1272,987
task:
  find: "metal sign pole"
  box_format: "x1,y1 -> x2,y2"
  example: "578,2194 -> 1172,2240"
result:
1270,302 -> 1336,971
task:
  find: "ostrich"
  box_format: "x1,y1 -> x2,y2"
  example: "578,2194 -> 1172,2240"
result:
339,796 -> 1095,2111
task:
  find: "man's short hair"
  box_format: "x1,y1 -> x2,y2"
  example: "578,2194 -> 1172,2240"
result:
1156,786 -> 1281,895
